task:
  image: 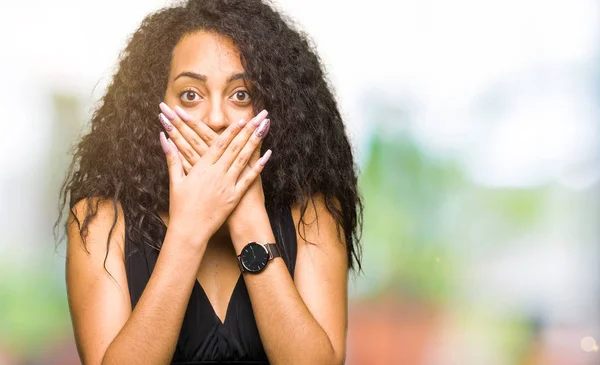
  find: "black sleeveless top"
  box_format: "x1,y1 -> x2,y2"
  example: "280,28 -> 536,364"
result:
124,204 -> 297,364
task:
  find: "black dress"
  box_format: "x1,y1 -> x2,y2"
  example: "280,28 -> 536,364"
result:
124,204 -> 298,364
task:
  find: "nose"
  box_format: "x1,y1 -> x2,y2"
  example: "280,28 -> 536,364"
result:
204,99 -> 229,134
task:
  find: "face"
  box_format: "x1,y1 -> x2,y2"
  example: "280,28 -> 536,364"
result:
164,31 -> 255,135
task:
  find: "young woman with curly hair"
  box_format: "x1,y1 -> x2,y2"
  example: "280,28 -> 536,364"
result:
56,0 -> 363,363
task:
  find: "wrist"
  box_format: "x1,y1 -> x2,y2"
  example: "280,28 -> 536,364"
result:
229,212 -> 276,254
160,231 -> 206,269
165,223 -> 209,251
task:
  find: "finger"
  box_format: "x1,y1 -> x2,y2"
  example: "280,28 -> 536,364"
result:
179,150 -> 192,175
203,117 -> 249,165
226,118 -> 270,178
249,142 -> 261,163
159,132 -> 184,185
173,105 -> 218,150
160,102 -> 211,157
217,110 -> 268,171
235,149 -> 272,193
159,112 -> 202,166
240,144 -> 261,175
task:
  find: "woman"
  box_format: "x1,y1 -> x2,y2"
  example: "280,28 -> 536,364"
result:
56,0 -> 363,363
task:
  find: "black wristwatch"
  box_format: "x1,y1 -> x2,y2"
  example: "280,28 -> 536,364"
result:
237,242 -> 281,273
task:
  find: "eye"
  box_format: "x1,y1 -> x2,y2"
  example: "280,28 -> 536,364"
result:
179,89 -> 200,103
231,90 -> 251,103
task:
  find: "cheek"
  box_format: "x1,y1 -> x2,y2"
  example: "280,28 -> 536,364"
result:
227,107 -> 256,125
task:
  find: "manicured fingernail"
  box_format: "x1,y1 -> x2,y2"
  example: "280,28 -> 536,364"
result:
168,138 -> 178,152
159,113 -> 174,132
159,132 -> 171,153
159,102 -> 177,120
173,105 -> 191,122
252,109 -> 269,127
259,149 -> 272,166
255,118 -> 270,138
238,118 -> 247,128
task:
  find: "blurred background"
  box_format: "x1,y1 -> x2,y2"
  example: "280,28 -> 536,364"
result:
1,0 -> 598,364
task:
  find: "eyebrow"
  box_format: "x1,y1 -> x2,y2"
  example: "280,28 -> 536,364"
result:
173,71 -> 247,84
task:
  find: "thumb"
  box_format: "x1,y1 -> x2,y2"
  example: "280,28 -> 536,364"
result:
160,132 -> 184,185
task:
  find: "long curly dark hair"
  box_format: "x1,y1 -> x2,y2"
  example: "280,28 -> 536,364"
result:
54,0 -> 363,275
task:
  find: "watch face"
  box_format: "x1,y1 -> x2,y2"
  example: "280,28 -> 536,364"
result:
240,242 -> 270,273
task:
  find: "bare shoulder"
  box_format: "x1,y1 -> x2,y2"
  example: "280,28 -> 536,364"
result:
66,197 -> 131,365
68,197 -> 127,259
289,193 -> 347,271
290,193 -> 345,246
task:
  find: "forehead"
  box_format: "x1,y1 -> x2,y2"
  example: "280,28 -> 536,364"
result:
170,31 -> 243,78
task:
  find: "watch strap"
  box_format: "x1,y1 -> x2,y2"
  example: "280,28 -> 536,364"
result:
265,242 -> 281,260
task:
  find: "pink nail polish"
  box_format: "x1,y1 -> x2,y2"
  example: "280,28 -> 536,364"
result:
159,102 -> 177,120
174,105 -> 191,122
238,118 -> 247,128
159,113 -> 174,132
259,149 -> 272,166
252,110 -> 269,127
159,132 -> 171,153
255,118 -> 270,138
167,138 -> 178,152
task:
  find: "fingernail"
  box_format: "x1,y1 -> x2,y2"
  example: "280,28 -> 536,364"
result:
159,113 -> 174,132
238,118 -> 247,128
159,102 -> 177,120
159,132 -> 171,153
173,105 -> 191,122
252,110 -> 269,127
259,149 -> 272,166
255,118 -> 270,138
168,138 -> 178,152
